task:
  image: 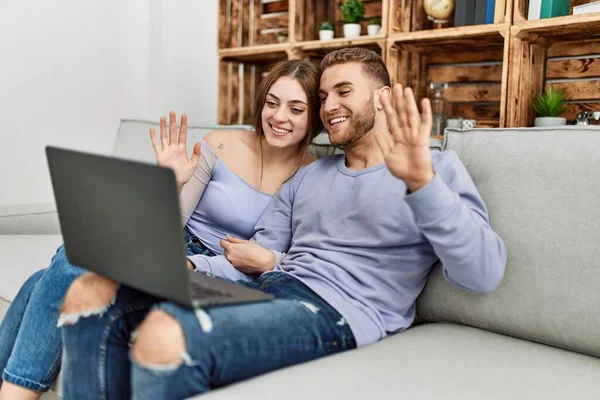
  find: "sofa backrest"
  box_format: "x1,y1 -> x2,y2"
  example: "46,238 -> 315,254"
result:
111,119 -> 255,163
416,126 -> 600,357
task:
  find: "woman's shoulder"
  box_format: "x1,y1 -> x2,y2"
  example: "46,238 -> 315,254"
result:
203,129 -> 255,155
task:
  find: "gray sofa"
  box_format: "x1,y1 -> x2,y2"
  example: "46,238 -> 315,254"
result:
1,121 -> 599,399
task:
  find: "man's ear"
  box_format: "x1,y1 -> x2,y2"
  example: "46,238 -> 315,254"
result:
375,86 -> 392,110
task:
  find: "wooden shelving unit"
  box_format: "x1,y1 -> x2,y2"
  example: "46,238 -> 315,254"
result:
218,0 -> 600,128
507,11 -> 600,126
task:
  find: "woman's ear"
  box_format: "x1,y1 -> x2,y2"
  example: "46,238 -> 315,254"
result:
375,86 -> 392,111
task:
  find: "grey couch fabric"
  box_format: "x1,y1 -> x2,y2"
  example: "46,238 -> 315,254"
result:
418,127 -> 600,358
200,323 -> 600,400
1,121 -> 599,400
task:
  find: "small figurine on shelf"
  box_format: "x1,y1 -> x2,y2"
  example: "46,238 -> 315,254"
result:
423,0 -> 455,29
367,17 -> 381,36
341,0 -> 364,38
319,22 -> 334,41
428,82 -> 449,135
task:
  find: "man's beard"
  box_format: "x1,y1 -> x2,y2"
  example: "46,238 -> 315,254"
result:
329,94 -> 376,148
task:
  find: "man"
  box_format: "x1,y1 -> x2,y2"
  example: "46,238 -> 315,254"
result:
60,48 -> 506,399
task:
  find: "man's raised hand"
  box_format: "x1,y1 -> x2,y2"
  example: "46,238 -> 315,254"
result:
376,84 -> 435,192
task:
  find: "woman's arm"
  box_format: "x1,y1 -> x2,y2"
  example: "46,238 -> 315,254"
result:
178,140 -> 216,225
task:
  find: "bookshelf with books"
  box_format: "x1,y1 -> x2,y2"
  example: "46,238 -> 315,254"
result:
218,0 -> 600,128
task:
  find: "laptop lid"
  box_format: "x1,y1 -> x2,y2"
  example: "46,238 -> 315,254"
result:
46,146 -> 193,306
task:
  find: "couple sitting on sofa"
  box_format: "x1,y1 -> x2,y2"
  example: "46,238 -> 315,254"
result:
0,48 -> 507,400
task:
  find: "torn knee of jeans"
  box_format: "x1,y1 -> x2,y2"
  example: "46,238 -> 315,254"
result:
298,301 -> 320,314
132,351 -> 198,372
132,309 -> 194,370
58,273 -> 118,327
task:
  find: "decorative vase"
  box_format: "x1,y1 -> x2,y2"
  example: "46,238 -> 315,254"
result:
428,82 -> 449,135
319,30 -> 334,40
343,23 -> 361,38
534,117 -> 567,127
367,24 -> 381,36
423,0 -> 455,29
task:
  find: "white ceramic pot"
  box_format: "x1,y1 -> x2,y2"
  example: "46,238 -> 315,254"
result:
319,30 -> 334,41
367,24 -> 381,36
343,23 -> 361,38
534,117 -> 567,127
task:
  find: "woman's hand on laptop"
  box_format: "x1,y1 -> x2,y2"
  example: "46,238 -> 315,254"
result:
220,236 -> 276,275
150,111 -> 202,194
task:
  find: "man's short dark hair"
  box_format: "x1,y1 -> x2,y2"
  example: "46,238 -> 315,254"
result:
321,48 -> 391,88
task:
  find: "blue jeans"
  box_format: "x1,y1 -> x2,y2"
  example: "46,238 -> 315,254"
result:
61,273 -> 356,399
0,227 -> 212,392
0,246 -> 86,391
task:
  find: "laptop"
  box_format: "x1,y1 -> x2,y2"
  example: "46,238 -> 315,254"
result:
45,146 -> 274,308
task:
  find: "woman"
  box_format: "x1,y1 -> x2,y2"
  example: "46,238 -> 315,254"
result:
0,59 -> 322,400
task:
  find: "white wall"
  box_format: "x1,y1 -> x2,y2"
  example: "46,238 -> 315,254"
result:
0,0 -> 218,206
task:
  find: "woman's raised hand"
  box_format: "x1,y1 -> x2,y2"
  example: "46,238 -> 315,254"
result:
150,111 -> 201,193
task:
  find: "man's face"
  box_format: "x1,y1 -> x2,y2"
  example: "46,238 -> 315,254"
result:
319,62 -> 376,148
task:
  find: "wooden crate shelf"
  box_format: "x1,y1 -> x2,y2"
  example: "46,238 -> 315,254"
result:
291,35 -> 387,62
507,12 -> 600,127
219,0 -> 292,48
387,26 -> 510,127
512,13 -> 600,43
218,0 -> 600,129
218,51 -> 290,125
219,43 -> 291,63
295,0 -> 388,41
513,0 -> 598,23
388,23 -> 509,49
389,0 -> 514,34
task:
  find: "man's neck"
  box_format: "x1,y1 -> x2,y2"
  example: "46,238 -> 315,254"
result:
343,129 -> 386,171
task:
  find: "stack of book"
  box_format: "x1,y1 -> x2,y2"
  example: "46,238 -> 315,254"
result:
573,0 -> 600,15
528,0 -> 571,19
454,0 -> 507,26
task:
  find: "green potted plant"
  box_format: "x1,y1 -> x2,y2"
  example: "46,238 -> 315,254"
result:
319,21 -> 334,41
276,32 -> 288,43
341,0 -> 365,38
532,86 -> 569,127
367,17 -> 381,36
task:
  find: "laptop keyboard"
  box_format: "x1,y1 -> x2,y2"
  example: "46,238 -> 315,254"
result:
189,282 -> 233,300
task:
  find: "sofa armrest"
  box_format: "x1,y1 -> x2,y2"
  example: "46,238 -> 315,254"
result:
0,203 -> 61,235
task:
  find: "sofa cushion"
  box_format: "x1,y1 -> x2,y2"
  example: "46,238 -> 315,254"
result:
111,119 -> 254,164
0,203 -> 60,235
195,323 -> 600,400
112,120 -> 445,164
417,126 -> 600,357
0,235 -> 63,301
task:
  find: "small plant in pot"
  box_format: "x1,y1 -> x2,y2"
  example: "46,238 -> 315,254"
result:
532,86 -> 569,127
276,32 -> 288,43
341,0 -> 364,38
367,17 -> 381,36
319,21 -> 334,41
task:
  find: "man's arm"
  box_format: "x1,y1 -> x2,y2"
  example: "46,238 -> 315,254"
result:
405,152 -> 507,293
376,84 -> 506,293
187,169 -> 302,280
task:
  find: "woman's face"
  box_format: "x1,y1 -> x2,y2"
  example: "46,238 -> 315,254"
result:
261,76 -> 309,150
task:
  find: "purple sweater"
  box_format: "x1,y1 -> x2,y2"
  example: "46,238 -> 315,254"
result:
189,150 -> 507,347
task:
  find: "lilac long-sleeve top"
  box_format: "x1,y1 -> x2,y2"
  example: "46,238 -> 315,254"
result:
189,150 -> 507,347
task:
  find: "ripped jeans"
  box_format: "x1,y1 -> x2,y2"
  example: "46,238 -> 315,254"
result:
0,226 -> 212,393
61,272 -> 356,400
